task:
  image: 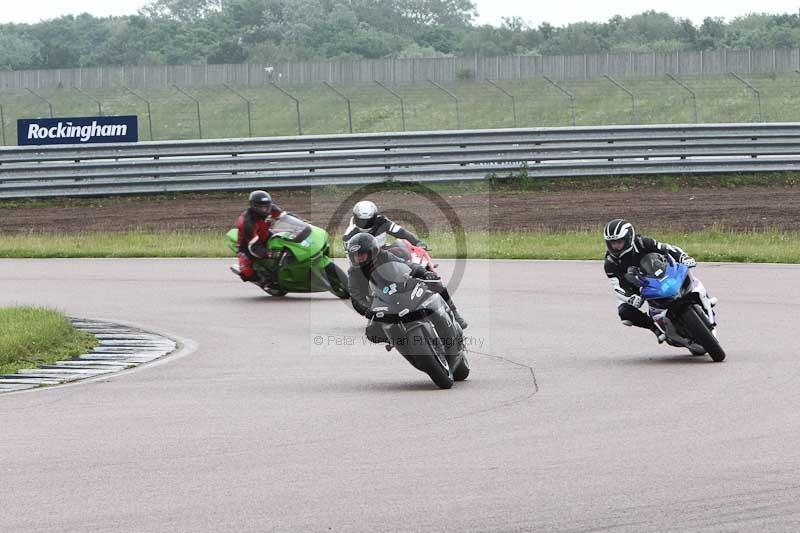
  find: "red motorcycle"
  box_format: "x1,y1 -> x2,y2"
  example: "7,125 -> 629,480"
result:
384,239 -> 437,274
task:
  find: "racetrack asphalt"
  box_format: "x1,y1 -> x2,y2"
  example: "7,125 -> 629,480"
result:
1,258 -> 799,532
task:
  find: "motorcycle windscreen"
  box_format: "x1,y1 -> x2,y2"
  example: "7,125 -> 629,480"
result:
641,262 -> 688,300
370,261 -> 414,294
270,214 -> 312,243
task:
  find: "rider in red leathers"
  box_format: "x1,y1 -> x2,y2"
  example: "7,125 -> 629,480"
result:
231,190 -> 284,287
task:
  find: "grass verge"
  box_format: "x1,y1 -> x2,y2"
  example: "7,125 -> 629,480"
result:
0,229 -> 798,263
0,306 -> 98,375
4,74 -> 800,143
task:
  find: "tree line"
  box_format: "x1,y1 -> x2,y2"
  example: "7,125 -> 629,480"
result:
2,0 -> 800,71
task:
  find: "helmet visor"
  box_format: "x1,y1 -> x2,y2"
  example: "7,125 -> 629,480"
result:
608,238 -> 627,252
606,234 -> 633,257
354,216 -> 374,229
252,202 -> 271,217
349,250 -> 372,267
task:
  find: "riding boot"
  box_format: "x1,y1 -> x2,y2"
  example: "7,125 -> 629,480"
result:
619,303 -> 662,343
649,323 -> 666,344
438,287 -> 468,329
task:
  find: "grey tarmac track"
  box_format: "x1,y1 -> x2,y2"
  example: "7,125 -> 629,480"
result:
1,258 -> 799,532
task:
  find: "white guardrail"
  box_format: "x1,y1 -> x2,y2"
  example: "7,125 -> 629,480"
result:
3,123 -> 800,198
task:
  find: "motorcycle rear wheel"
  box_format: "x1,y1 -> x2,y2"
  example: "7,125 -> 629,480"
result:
264,287 -> 288,297
682,307 -> 725,362
453,353 -> 470,381
324,263 -> 350,299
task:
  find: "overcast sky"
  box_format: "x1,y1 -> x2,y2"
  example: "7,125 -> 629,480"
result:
0,0 -> 797,26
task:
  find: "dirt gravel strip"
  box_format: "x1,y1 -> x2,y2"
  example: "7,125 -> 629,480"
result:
3,185 -> 800,234
0,319 -> 177,393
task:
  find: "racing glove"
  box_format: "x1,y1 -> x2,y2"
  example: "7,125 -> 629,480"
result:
417,241 -> 430,250
679,254 -> 696,268
626,294 -> 644,308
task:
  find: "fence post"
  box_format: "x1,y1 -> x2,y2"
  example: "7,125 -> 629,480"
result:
121,85 -> 154,141
25,88 -> 54,118
269,82 -> 302,135
485,78 -> 517,127
72,86 -> 103,116
323,81 -> 353,134
223,83 -> 253,137
0,103 -> 6,145
729,72 -> 763,122
542,75 -> 576,126
427,79 -> 461,129
172,84 -> 202,138
603,75 -> 637,125
374,80 -> 406,131
666,73 -> 699,123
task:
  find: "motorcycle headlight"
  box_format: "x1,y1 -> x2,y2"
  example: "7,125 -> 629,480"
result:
656,277 -> 681,299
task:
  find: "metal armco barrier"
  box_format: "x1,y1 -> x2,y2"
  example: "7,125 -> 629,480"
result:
3,123 -> 800,198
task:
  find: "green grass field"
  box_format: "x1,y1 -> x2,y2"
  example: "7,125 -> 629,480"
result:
0,306 -> 98,375
2,73 -> 799,144
0,229 -> 797,263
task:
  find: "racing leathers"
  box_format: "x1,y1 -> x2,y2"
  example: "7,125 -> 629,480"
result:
348,249 -> 467,331
342,214 -> 424,248
235,204 -> 283,284
604,235 -> 692,338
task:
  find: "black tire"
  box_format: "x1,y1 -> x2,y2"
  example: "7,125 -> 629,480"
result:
453,353 -> 470,381
264,287 -> 288,297
682,307 -> 725,362
324,263 -> 350,299
411,327 -> 454,389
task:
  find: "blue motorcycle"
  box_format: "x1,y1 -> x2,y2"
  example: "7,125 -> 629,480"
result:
626,253 -> 725,362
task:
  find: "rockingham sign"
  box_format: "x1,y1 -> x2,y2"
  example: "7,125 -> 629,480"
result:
17,115 -> 138,145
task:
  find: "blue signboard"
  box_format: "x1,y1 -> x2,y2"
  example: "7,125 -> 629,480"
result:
17,115 -> 138,146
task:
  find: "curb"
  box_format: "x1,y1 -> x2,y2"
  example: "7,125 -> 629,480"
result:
0,318 -> 177,394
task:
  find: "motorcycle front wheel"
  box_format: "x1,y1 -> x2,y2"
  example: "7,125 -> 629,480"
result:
324,263 -> 350,299
682,306 -> 726,362
408,326 -> 454,389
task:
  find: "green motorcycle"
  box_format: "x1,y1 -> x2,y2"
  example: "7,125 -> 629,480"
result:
226,213 -> 350,299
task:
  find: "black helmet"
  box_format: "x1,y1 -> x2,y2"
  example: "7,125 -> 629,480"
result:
249,190 -> 272,218
347,233 -> 379,269
604,218 -> 635,258
352,200 -> 378,230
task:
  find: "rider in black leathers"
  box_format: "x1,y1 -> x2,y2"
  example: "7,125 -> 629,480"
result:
603,218 -> 697,343
342,200 -> 429,250
346,233 -> 467,331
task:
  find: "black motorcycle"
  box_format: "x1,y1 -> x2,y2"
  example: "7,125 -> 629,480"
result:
366,261 -> 469,389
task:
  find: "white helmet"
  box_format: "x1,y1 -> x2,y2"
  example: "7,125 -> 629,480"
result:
604,218 -> 635,258
352,200 -> 378,230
